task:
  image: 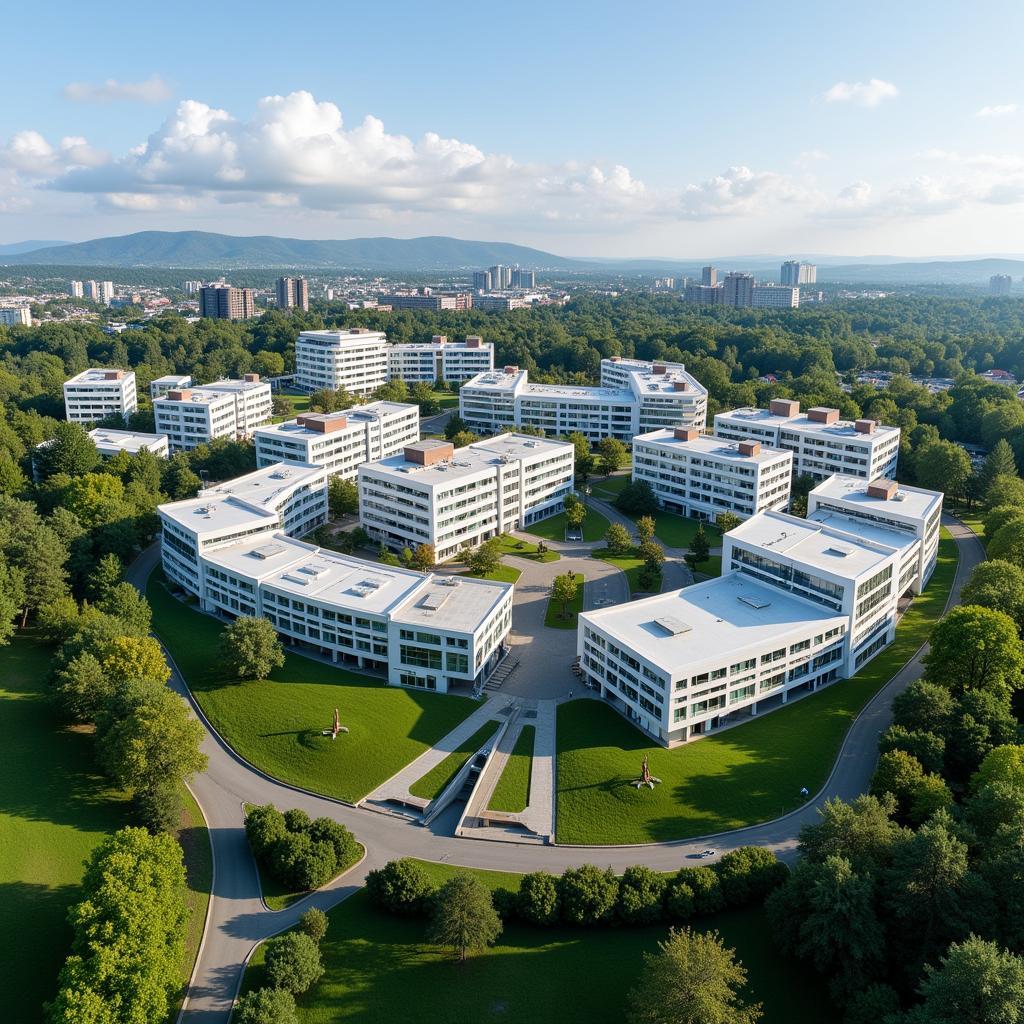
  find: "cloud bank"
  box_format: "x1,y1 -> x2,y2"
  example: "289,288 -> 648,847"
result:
63,74 -> 172,104
824,79 -> 899,107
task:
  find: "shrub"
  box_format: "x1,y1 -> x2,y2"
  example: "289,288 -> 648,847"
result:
299,908 -> 328,944
234,986 -> 298,1024
246,805 -> 288,863
682,866 -> 725,915
491,886 -> 519,921
272,832 -> 337,891
283,807 -> 312,834
558,864 -> 618,926
664,873 -> 695,921
716,847 -> 788,906
617,865 -> 666,925
517,871 -> 560,926
264,931 -> 324,994
366,858 -> 436,916
878,725 -> 946,776
308,817 -> 358,867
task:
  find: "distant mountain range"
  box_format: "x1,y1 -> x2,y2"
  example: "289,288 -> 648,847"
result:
1,230 -> 1022,285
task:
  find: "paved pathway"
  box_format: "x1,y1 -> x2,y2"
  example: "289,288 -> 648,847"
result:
128,516 -> 981,1024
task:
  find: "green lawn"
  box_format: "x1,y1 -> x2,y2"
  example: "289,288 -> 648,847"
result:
273,392 -> 312,420
556,529 -> 960,844
592,548 -> 660,595
695,555 -> 723,580
544,575 -> 585,628
147,571 -> 480,803
240,860 -> 830,1024
173,786 -> 213,1017
957,510 -> 986,549
524,506 -> 610,544
408,721 -> 501,800
590,474 -> 630,501
487,726 -> 535,812
0,637 -> 132,1024
494,533 -> 560,562
651,513 -> 722,550
466,564 -> 522,584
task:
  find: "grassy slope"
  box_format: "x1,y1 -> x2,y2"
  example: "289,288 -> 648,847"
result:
408,721 -> 501,800
590,474 -> 629,501
524,507 -> 610,543
172,786 -> 213,1017
241,859 -> 829,1024
556,530 -> 959,844
0,637 -> 131,1024
487,726 -> 535,812
147,571 -> 479,803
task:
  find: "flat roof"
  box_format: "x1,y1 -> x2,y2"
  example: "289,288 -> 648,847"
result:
809,474 -> 942,520
65,368 -> 133,385
462,369 -> 529,391
521,382 -> 634,401
151,374 -> 191,385
154,378 -> 269,405
716,407 -> 899,440
634,429 -> 790,464
726,510 -> 897,579
808,509 -> 920,556
392,340 -> 491,351
254,401 -> 416,439
582,573 -> 841,674
201,462 -> 325,510
158,493 -> 278,534
297,329 -> 387,345
393,573 -> 511,633
89,428 -> 167,454
629,367 -> 708,397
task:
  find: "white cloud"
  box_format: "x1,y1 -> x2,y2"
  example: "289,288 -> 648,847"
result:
63,74 -> 172,104
976,103 -> 1017,118
824,79 -> 899,107
0,130 -> 107,175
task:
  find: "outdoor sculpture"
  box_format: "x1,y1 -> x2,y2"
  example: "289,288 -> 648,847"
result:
322,707 -> 349,740
631,755 -> 662,789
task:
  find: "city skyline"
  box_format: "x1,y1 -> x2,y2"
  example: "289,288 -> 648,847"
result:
2,0 -> 1024,256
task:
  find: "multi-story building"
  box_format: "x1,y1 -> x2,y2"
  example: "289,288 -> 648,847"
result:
472,270 -> 492,291
473,295 -> 529,312
88,427 -> 170,460
460,362 -> 707,442
276,276 -> 310,311
631,428 -> 793,521
358,433 -> 575,561
153,375 -> 273,451
0,306 -> 31,327
63,368 -> 138,424
781,261 -> 817,285
511,268 -> 535,289
294,329 -> 389,395
714,399 -> 900,480
69,280 -> 84,298
723,272 -> 755,307
158,461 -> 329,590
387,335 -> 495,383
378,290 -> 473,311
684,283 -> 724,305
199,285 -> 257,320
579,486 -> 941,746
752,285 -> 799,308
991,274 -> 1013,295
488,265 -> 512,289
254,402 -> 420,479
183,280 -> 203,295
150,374 -> 193,400
702,266 -> 718,286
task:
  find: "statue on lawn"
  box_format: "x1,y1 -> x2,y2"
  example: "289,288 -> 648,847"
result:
322,707 -> 349,740
631,754 -> 661,790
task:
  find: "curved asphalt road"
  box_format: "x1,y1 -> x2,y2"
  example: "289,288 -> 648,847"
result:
126,516 -> 981,1024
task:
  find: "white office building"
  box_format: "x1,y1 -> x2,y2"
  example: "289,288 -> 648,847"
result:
632,428 -> 793,521
150,374 -> 193,400
0,306 -> 31,327
158,461 -> 329,593
579,492 -> 941,746
751,286 -> 800,308
154,375 -> 273,452
295,329 -> 389,395
781,261 -> 817,286
63,368 -> 138,424
358,433 -> 575,561
254,402 -> 420,479
460,362 -> 707,443
89,428 -> 169,460
714,399 -> 900,481
388,335 -> 495,383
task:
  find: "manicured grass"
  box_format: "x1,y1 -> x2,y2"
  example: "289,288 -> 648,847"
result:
273,392 -> 312,420
172,785 -> 213,1018
695,555 -> 723,580
651,513 -> 722,550
556,529 -> 960,844
592,548 -> 661,595
240,859 -> 830,1024
957,510 -> 987,549
0,636 -> 132,1024
487,726 -> 535,812
494,533 -> 560,562
466,564 -> 522,584
590,474 -> 630,500
408,721 -> 501,800
147,571 -> 480,803
544,574 -> 585,628
524,506 -> 611,543
429,389 -> 459,410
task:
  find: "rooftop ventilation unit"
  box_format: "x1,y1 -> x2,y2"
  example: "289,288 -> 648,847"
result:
252,542 -> 286,560
653,615 -> 692,636
419,590 -> 452,611
824,545 -> 852,557
738,595 -> 771,610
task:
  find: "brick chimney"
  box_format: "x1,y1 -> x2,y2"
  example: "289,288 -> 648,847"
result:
431,335 -> 448,345
102,370 -> 125,380
769,398 -> 800,417
503,365 -> 520,374
673,427 -> 699,441
465,335 -> 482,348
405,440 -> 455,466
243,373 -> 260,383
808,407 -> 839,424
738,440 -> 761,456
652,363 -> 668,375
349,327 -> 370,334
297,413 -> 348,434
855,418 -> 876,434
672,380 -> 690,391
866,478 -> 897,500
167,389 -> 191,401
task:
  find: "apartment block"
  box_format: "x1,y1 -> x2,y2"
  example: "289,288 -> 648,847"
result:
0,306 -> 31,327
153,375 -> 273,451
150,374 -> 193,400
781,261 -> 817,285
254,402 -> 420,479
199,285 -> 256,320
723,272 -> 754,307
752,285 -> 799,308
88,427 -> 169,460
358,433 -> 574,561
295,329 -> 389,395
63,368 -> 138,424
714,400 -> 900,480
460,363 -> 707,443
388,335 -> 495,383
378,291 -> 473,310
276,276 -> 309,311
631,428 -> 792,521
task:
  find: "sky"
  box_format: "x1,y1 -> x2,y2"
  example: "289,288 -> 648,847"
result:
2,0 -> 1024,258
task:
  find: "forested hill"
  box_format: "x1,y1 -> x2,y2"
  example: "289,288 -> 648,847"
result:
2,231 -> 584,270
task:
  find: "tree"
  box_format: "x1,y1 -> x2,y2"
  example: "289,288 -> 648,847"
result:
879,724 -> 946,775
616,479 -> 659,516
517,871 -> 560,925
0,449 -> 26,495
915,440 -> 972,500
161,454 -> 202,500
0,556 -> 25,647
327,476 -> 359,518
715,847 -> 787,905
982,504 -> 1024,541
34,421 -> 100,481
798,793 -> 905,875
979,438 -> 1017,497
604,522 -> 632,555
466,538 -> 502,577
960,560 -> 1024,630
715,511 -> 742,534
443,413 -> 470,440
0,498 -> 69,626
971,745 -> 1024,793
299,907 -> 328,944
101,635 -> 171,687
636,515 -> 656,543
626,927 -> 762,1024
558,864 -> 619,925
684,523 -> 710,572
429,873 -> 502,961
366,858 -> 436,916
924,605 -> 1024,698
906,936 -> 1024,1024
410,381 -> 441,415
234,987 -> 298,1024
892,680 -> 956,737
598,437 -> 628,473
46,827 -> 187,1024
551,572 -> 579,619
565,431 -> 595,479
53,652 -> 112,723
410,543 -> 435,572
988,520 -> 1024,568
565,498 -> 587,529
450,429 -> 479,449
98,582 -> 153,635
617,865 -> 666,925
219,616 -> 286,680
985,473 -> 1024,512
639,539 -> 665,572
264,931 -> 324,994
245,804 -> 288,862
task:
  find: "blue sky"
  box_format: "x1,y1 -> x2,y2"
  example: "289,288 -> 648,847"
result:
2,0 -> 1024,256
